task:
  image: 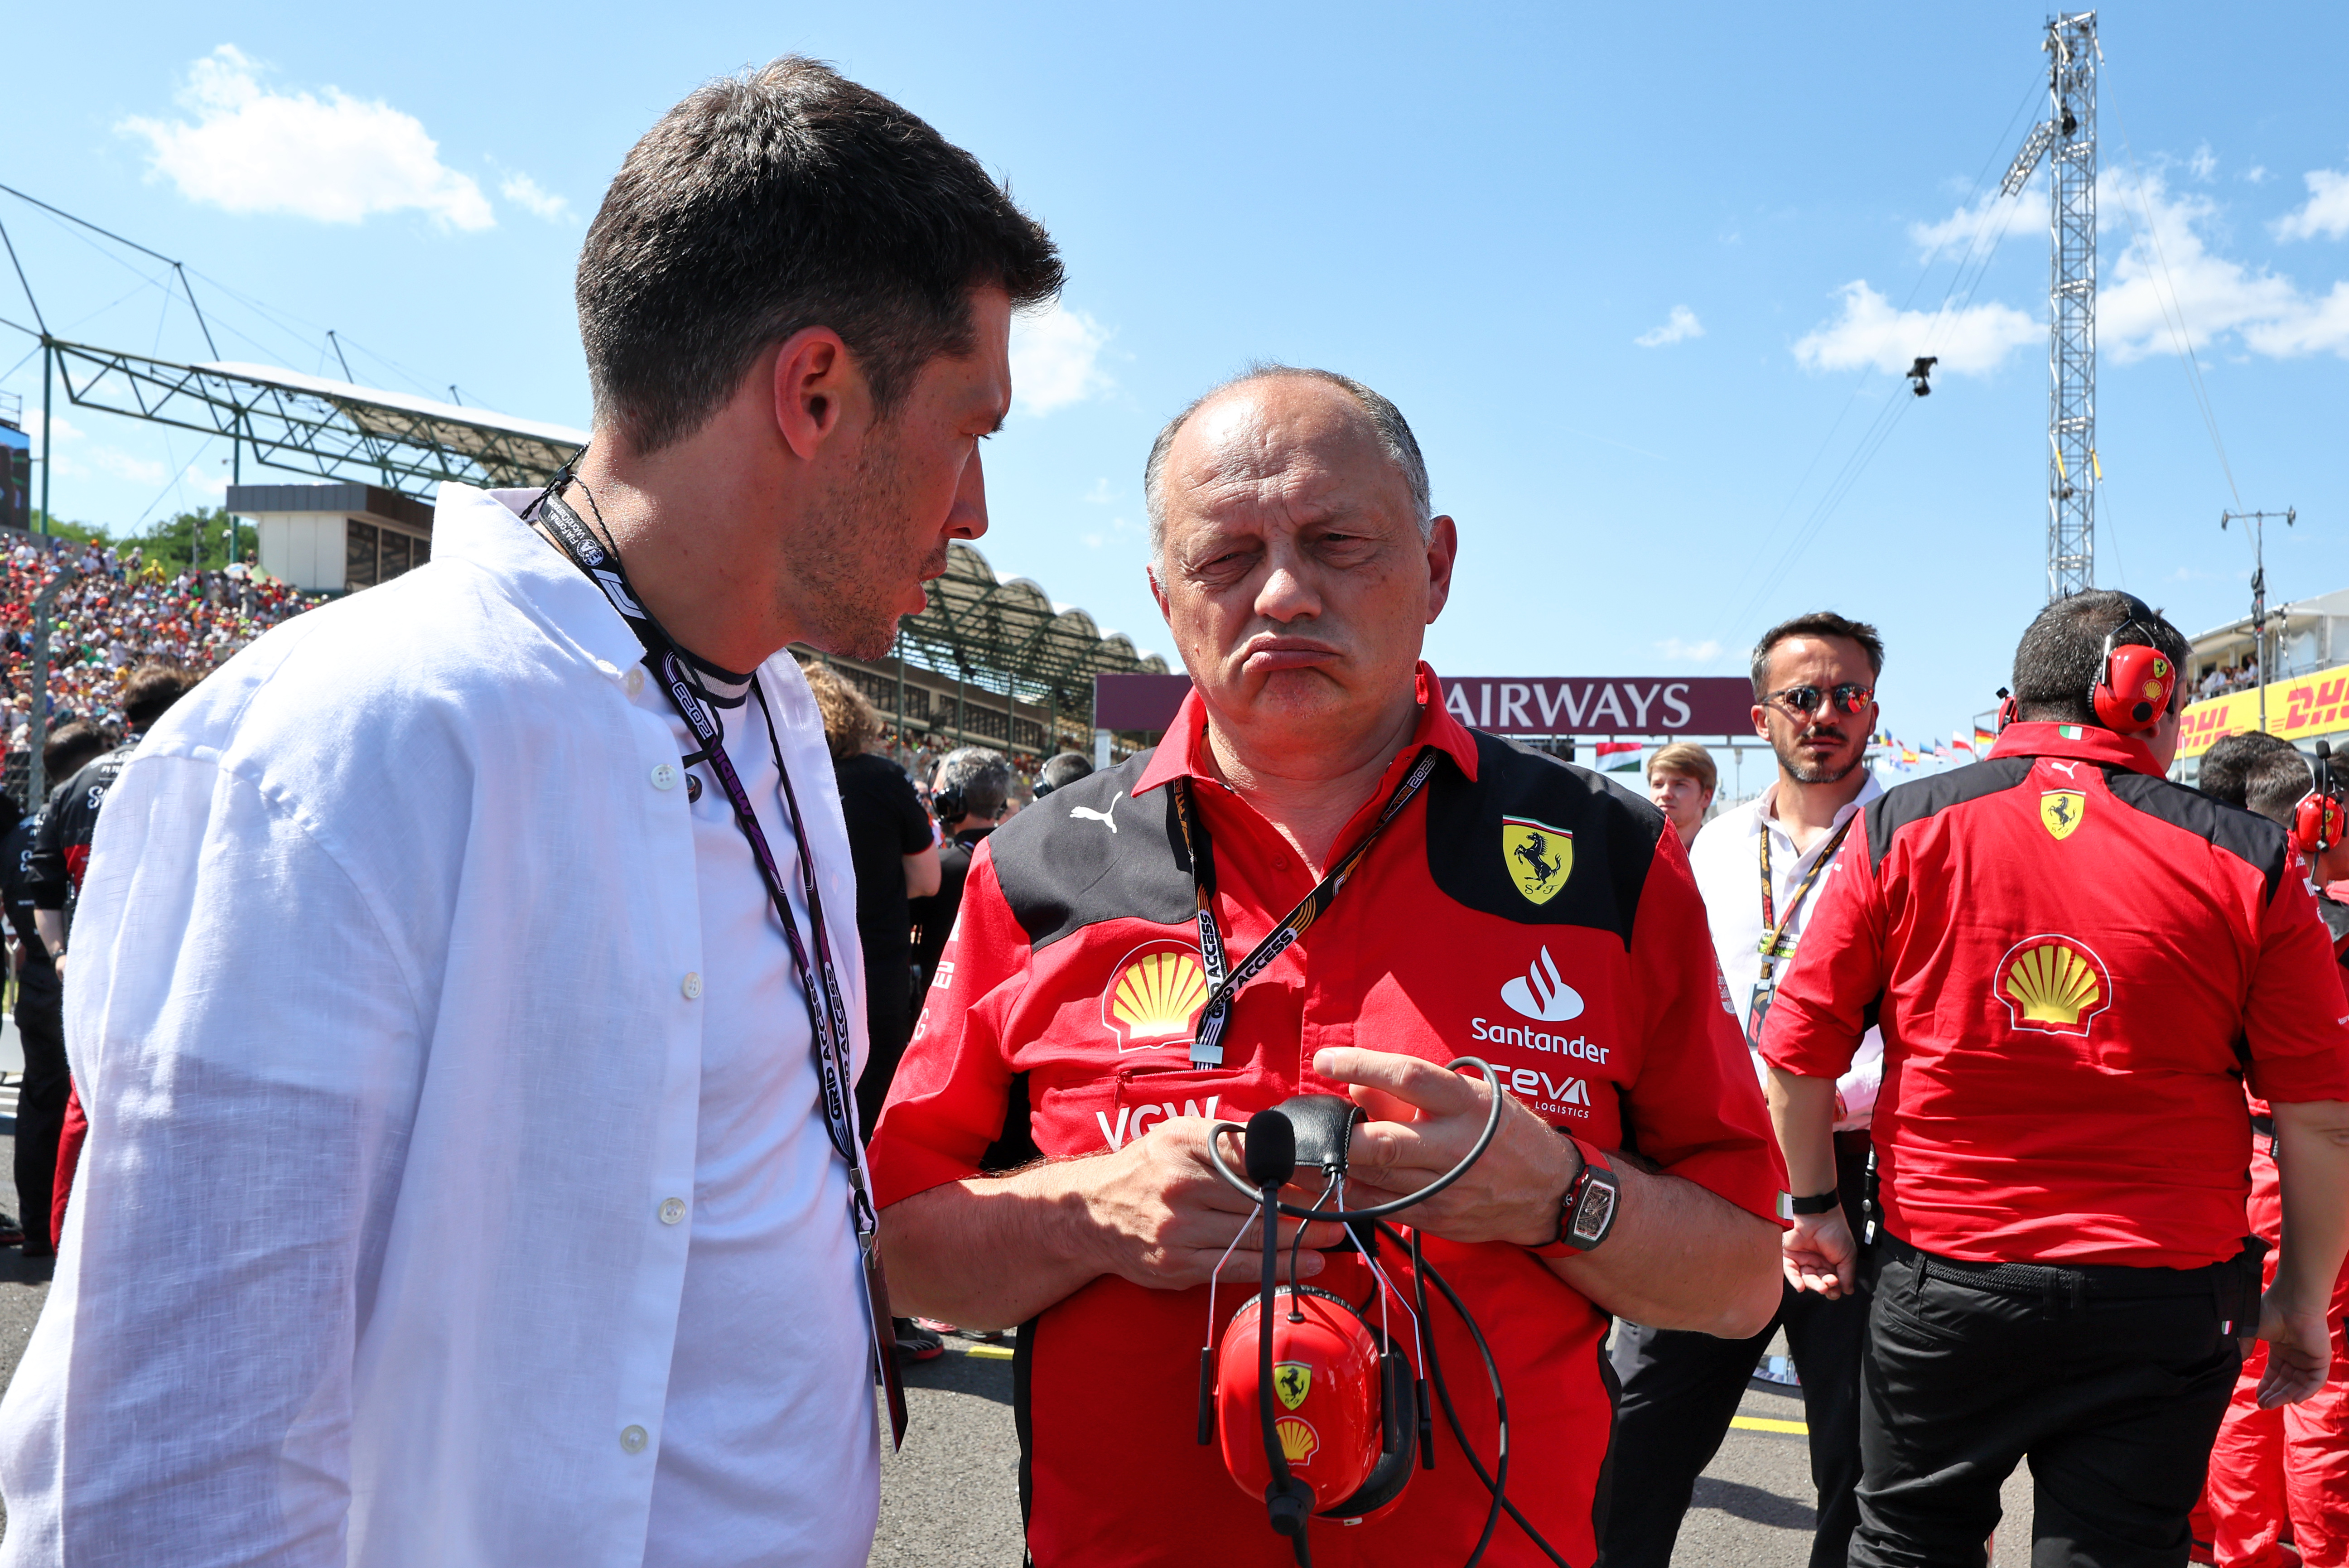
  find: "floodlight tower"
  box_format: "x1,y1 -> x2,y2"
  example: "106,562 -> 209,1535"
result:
2002,11 -> 2098,601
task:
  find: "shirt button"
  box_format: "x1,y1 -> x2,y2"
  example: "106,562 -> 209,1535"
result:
651,763 -> 677,791
659,1197 -> 687,1225
620,1425 -> 649,1455
625,666 -> 646,698
681,971 -> 703,1000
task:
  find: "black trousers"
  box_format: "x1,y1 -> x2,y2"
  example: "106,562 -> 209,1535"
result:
13,976 -> 65,1251
1852,1237 -> 2246,1568
1600,1134 -> 1875,1568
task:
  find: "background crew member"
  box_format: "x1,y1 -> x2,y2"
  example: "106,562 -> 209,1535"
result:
2193,739 -> 2349,1568
1645,741 -> 1718,850
29,662 -> 197,1247
1029,749 -> 1094,798
0,720 -> 111,1257
868,367 -> 1785,1566
1764,590 -> 2349,1568
1605,611 -> 1886,1568
908,746 -> 1011,996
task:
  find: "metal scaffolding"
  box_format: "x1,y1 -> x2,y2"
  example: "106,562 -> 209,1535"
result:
2004,12 -> 2098,601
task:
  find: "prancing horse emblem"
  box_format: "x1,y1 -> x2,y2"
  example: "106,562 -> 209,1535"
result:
1502,815 -> 1575,905
2040,790 -> 2086,842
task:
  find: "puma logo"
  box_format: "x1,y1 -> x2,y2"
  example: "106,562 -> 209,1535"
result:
2049,761 -> 2079,778
1069,793 -> 1124,833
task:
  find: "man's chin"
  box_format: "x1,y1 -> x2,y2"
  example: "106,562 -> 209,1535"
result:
1786,757 -> 1861,785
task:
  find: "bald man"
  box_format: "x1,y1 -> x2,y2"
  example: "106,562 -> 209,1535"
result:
867,367 -> 1784,1567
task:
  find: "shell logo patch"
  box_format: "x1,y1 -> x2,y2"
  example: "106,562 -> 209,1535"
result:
1276,1415 -> 1319,1465
1274,1362 -> 1311,1411
1503,815 -> 1574,905
2040,790 -> 2086,841
1102,941 -> 1209,1051
1997,935 -> 2112,1036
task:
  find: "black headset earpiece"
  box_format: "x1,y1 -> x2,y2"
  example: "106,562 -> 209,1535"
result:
932,785 -> 966,821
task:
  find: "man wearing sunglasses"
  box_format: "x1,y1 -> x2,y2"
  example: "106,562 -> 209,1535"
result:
1602,610 -> 1886,1568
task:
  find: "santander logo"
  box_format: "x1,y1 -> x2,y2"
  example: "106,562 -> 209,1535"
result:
1500,947 -> 1583,1023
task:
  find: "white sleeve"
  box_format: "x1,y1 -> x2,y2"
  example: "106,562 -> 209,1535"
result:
1833,1028 -> 1885,1129
0,753 -> 423,1567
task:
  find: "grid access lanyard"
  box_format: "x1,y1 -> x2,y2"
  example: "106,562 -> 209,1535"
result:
1169,744 -> 1442,1071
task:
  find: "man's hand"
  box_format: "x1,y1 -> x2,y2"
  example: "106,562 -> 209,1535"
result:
1081,1118 -> 1347,1291
1783,1209 -> 1856,1299
2253,1292 -> 2335,1408
1316,1046 -> 1573,1246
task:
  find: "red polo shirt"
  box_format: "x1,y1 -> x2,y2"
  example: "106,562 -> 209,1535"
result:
1762,721 -> 2349,1268
870,666 -> 1781,1568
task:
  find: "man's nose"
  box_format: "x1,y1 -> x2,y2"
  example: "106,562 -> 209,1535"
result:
947,444 -> 989,541
1252,553 -> 1321,624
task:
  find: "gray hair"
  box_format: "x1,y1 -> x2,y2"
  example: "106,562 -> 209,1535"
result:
933,746 -> 1011,823
1141,364 -> 1433,560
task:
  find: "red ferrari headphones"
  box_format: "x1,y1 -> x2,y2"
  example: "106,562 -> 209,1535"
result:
2294,742 -> 2345,854
2088,594 -> 2177,735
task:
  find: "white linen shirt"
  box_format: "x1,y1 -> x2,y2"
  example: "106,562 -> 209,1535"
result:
0,483 -> 879,1568
1687,775 -> 1884,1132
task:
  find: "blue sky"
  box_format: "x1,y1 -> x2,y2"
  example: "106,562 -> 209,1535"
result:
9,1 -> 2349,749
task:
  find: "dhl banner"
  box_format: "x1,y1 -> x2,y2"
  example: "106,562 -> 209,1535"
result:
2176,662 -> 2349,758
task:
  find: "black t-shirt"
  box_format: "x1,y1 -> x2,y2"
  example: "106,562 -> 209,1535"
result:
0,810 -> 48,984
832,751 -> 933,961
911,824 -> 995,987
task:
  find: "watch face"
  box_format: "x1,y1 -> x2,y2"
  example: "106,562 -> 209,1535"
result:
1570,1175 -> 1619,1247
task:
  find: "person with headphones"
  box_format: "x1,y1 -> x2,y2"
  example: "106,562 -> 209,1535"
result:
1761,590 -> 2349,1568
2194,735 -> 2349,1568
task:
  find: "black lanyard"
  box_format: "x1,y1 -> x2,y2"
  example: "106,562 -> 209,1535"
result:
1746,810 -> 1855,1049
1169,742 -> 1442,1071
529,485 -> 909,1443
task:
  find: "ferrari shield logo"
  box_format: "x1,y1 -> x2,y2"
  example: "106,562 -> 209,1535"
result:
1503,815 -> 1574,905
2040,790 -> 2086,841
1273,1362 -> 1312,1411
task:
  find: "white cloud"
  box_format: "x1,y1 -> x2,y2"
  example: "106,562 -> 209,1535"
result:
1655,637 -> 1722,662
1083,478 -> 1116,505
2102,167 -> 2313,360
1634,305 -> 1703,347
497,171 -> 570,224
1792,280 -> 2038,376
121,46 -> 493,230
1908,183 -> 2033,262
2247,166 -> 2271,186
2190,143 -> 2218,182
1009,301 -> 1113,415
2276,166 -> 2349,242
15,407 -> 164,484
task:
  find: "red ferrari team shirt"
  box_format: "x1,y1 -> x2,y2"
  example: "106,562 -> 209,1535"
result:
870,667 -> 1783,1568
1762,721 -> 2349,1269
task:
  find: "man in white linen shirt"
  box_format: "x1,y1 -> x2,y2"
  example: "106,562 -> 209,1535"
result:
1599,611 -> 1887,1568
0,58 -> 1061,1568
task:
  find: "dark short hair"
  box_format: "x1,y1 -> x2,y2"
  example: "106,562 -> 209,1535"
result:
2244,748 -> 2317,827
2198,730 -> 2298,810
122,663 -> 198,731
579,57 -> 1064,454
2010,591 -> 2190,728
1750,612 -> 1886,699
42,719 -> 113,782
1039,751 -> 1094,791
934,746 -> 1011,823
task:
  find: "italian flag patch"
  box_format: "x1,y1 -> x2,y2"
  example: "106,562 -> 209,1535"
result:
2058,724 -> 2084,739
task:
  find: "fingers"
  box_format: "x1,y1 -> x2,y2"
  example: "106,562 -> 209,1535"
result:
1314,1047 -> 1483,1119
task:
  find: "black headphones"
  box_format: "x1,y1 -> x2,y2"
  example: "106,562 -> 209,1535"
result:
931,784 -> 966,822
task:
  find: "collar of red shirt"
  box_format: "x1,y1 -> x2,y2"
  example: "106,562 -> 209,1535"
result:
1132,661 -> 1481,796
1986,719 -> 2164,777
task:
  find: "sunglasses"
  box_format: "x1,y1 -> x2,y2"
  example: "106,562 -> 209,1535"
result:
1766,683 -> 1874,717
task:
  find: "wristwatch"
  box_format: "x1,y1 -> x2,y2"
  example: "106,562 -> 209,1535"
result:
1528,1138 -> 1621,1257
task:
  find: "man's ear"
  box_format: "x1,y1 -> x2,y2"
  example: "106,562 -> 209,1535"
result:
770,326 -> 861,460
1423,515 -> 1458,624
1147,564 -> 1171,624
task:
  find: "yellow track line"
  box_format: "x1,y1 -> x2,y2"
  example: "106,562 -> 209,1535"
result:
961,1343 -> 1014,1361
1731,1415 -> 1808,1435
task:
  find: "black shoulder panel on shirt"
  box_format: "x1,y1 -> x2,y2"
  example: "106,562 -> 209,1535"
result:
985,751 -> 1196,952
2101,768 -> 2291,902
1865,757 -> 2034,867
1422,734 -> 1665,946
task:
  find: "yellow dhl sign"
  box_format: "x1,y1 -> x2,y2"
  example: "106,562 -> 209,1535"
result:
2177,663 -> 2349,758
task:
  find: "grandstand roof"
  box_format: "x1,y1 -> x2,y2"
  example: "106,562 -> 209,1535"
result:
897,542 -> 1169,708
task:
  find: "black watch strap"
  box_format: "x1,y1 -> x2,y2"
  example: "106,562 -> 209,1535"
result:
1787,1188 -> 1841,1216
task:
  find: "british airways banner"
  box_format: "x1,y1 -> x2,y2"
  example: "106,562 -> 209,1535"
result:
1095,673 -> 1754,737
